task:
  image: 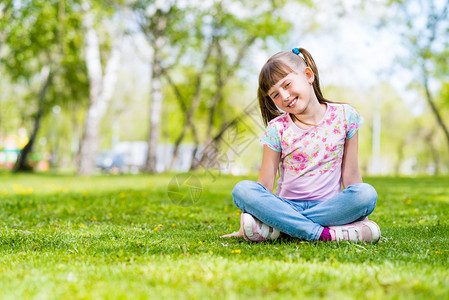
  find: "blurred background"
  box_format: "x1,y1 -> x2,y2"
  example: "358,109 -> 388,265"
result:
0,0 -> 448,176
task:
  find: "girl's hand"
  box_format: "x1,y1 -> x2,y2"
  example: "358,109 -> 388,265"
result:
220,225 -> 243,238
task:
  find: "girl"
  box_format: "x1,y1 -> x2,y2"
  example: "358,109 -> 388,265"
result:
222,48 -> 380,243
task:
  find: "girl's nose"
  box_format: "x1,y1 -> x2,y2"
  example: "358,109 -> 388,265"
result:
279,89 -> 290,101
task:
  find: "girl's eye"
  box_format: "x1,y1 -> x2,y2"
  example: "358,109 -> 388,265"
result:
273,93 -> 279,99
285,82 -> 291,88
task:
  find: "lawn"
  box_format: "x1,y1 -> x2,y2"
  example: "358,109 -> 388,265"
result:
0,172 -> 448,299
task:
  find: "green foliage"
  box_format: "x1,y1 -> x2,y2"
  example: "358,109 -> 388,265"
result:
154,0 -> 292,144
0,173 -> 448,298
440,82 -> 449,109
0,75 -> 27,134
0,0 -> 89,114
387,0 -> 449,149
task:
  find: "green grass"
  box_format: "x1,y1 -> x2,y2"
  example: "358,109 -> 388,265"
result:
0,173 -> 448,299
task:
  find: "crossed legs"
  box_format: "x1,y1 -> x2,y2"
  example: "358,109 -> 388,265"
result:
232,180 -> 377,241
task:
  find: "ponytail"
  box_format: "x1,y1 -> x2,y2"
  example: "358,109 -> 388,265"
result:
295,48 -> 330,105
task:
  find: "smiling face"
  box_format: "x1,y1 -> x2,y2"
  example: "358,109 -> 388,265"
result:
267,68 -> 315,115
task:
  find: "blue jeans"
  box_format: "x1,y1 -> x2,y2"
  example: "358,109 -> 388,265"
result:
232,180 -> 377,241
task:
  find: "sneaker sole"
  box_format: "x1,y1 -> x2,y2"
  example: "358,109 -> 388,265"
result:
242,213 -> 266,242
329,220 -> 381,243
350,220 -> 381,243
241,213 -> 281,242
241,213 -> 252,242
363,220 -> 381,243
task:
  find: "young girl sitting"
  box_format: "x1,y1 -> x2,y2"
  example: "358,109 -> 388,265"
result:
222,47 -> 380,243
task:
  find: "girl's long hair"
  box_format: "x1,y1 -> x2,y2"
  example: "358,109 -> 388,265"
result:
257,48 -> 332,126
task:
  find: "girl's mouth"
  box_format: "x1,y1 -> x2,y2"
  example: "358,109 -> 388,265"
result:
287,97 -> 298,108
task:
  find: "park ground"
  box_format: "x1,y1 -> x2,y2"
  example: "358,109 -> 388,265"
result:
0,172 -> 448,299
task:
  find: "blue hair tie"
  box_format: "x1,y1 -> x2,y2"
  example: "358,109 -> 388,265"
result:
292,48 -> 306,63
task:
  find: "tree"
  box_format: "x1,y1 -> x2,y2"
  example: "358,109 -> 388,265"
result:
0,0 -> 88,172
390,0 -> 449,150
132,0 -> 193,173
76,0 -> 123,175
189,0 -> 292,170
164,36 -> 215,171
134,0 -> 293,173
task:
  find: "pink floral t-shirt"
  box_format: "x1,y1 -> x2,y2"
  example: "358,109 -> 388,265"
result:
260,103 -> 363,201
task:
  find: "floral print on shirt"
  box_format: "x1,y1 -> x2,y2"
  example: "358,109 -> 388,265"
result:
260,103 -> 363,177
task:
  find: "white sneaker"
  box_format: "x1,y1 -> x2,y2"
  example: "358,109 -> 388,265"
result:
241,213 -> 280,242
329,220 -> 381,243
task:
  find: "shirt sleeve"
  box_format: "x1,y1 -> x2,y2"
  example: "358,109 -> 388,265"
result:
344,104 -> 364,139
260,122 -> 282,152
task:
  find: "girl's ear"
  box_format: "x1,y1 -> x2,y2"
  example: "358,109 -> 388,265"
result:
304,67 -> 315,83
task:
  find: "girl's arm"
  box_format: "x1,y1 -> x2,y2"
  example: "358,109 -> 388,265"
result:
257,145 -> 281,192
341,131 -> 363,188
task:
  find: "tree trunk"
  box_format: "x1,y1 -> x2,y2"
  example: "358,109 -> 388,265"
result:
191,119 -> 237,171
189,123 -> 200,170
166,38 -> 215,171
422,71 -> 449,151
144,41 -> 163,173
159,70 -> 188,171
192,85 -> 224,170
424,128 -> 440,175
14,66 -> 52,172
191,36 -> 256,170
77,1 -> 121,175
